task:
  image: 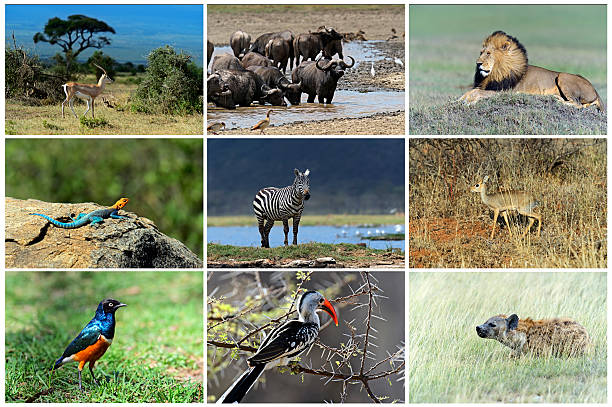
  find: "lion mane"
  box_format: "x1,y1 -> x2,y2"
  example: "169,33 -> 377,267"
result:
474,31 -> 528,91
459,30 -> 604,111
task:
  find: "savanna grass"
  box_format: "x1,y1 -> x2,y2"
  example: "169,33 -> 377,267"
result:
409,272 -> 607,403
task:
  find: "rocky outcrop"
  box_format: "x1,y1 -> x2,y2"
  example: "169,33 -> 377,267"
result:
5,197 -> 203,268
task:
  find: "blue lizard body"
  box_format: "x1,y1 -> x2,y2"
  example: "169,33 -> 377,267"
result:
30,198 -> 129,229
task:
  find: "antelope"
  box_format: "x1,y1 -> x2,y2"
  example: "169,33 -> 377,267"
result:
61,63 -> 113,119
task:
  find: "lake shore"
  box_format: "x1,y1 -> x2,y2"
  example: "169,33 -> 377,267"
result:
207,213 -> 405,227
207,242 -> 405,269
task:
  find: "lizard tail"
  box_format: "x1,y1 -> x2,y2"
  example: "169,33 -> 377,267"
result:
30,213 -> 84,229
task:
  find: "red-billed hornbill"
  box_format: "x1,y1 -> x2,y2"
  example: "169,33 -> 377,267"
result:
217,290 -> 338,403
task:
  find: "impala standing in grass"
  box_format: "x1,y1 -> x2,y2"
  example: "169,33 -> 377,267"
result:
62,63 -> 113,119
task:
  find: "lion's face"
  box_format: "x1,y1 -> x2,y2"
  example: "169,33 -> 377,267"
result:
473,31 -> 528,91
476,43 -> 503,78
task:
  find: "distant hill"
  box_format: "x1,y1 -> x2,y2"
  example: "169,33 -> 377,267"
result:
207,139 -> 405,215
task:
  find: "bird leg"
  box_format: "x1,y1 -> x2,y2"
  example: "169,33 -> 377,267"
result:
89,362 -> 99,385
78,368 -> 83,392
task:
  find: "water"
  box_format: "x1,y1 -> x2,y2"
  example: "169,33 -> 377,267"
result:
207,90 -> 403,129
208,42 -> 404,129
207,224 -> 405,250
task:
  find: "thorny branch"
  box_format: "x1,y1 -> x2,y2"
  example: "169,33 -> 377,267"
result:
207,271 -> 405,403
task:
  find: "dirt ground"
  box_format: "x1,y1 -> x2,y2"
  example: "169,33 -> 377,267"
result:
216,111 -> 404,135
207,5 -> 405,44
207,5 -> 405,134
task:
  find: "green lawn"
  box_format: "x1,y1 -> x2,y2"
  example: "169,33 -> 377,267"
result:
409,5 -> 607,134
6,272 -> 203,403
410,272 -> 606,403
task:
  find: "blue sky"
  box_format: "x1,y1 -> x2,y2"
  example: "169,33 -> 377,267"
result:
5,5 -> 203,65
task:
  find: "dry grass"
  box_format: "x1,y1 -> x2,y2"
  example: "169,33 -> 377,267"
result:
5,74 -> 203,135
409,139 -> 607,268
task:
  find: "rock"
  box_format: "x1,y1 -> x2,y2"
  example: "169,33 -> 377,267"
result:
283,260 -> 314,268
314,257 -> 336,267
5,197 -> 203,268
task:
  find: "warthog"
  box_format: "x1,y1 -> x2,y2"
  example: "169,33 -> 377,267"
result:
292,56 -> 354,104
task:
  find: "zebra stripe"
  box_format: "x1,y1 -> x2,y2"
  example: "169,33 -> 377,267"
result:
253,169 -> 310,247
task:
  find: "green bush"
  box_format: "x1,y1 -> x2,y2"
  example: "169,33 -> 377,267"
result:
131,46 -> 203,115
79,116 -> 110,129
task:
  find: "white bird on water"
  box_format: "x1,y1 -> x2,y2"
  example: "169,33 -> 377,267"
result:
370,62 -> 375,77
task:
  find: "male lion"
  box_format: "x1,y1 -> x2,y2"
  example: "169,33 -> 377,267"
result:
459,31 -> 604,111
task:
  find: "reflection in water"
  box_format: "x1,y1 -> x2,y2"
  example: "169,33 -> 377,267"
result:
207,224 -> 405,250
207,42 -> 404,130
207,90 -> 404,129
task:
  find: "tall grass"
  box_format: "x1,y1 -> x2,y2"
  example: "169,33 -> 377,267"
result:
409,272 -> 607,403
409,139 -> 607,268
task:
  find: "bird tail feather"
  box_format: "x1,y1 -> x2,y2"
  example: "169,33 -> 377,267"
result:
217,364 -> 265,403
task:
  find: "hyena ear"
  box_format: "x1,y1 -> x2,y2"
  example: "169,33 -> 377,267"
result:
507,314 -> 519,330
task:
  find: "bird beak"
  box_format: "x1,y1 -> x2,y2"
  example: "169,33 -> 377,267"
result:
320,298 -> 338,326
115,302 -> 127,309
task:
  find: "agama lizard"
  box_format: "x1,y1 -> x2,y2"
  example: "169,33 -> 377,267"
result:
30,198 -> 129,229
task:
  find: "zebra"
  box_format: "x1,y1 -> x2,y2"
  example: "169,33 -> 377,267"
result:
253,168 -> 310,248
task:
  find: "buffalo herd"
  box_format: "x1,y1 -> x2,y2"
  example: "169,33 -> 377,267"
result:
207,26 -> 355,109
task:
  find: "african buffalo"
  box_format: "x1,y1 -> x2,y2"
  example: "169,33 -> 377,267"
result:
250,30 -> 295,71
241,51 -> 272,69
211,54 -> 246,72
209,69 -> 286,109
291,56 -> 354,104
293,27 -> 343,66
265,37 -> 290,74
207,40 -> 214,66
247,66 -> 303,105
230,30 -> 251,59
207,73 -> 230,102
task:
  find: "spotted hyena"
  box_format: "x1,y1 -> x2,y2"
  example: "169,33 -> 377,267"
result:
476,314 -> 591,357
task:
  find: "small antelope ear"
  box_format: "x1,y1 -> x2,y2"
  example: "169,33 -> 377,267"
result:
294,168 -> 300,176
304,169 -> 310,176
507,314 -> 519,330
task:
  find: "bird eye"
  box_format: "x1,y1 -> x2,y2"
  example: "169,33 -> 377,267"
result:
319,298 -> 324,304
109,302 -> 113,307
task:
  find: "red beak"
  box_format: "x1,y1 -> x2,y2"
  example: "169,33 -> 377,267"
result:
320,298 -> 339,326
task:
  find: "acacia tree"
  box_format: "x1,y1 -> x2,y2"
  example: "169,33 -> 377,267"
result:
208,271 -> 405,403
33,14 -> 115,74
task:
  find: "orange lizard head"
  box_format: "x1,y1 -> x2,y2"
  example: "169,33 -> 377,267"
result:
112,198 -> 129,209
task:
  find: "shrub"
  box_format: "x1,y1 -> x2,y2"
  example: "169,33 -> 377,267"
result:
131,46 -> 203,115
5,43 -> 65,103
